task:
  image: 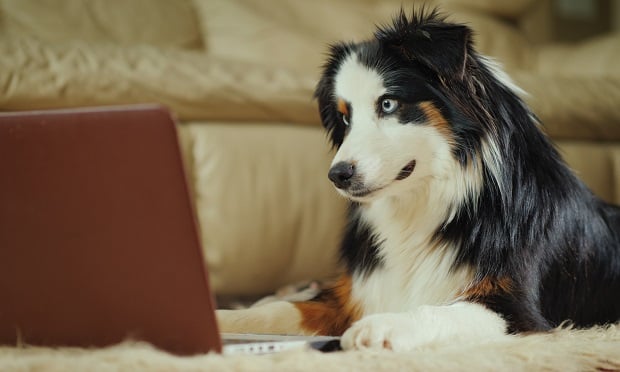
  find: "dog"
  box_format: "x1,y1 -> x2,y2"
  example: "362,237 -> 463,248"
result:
217,8 -> 620,351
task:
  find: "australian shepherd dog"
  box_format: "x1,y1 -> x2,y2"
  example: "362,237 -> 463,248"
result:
217,9 -> 620,351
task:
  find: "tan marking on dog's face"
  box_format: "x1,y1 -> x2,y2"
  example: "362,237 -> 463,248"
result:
418,101 -> 454,143
295,275 -> 361,336
337,98 -> 349,117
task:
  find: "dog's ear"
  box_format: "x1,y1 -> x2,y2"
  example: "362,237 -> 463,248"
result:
314,43 -> 353,148
409,24 -> 471,81
314,72 -> 337,132
376,9 -> 472,81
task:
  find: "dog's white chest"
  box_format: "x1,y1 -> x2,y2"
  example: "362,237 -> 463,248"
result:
352,200 -> 473,315
351,247 -> 472,316
346,175 -> 476,315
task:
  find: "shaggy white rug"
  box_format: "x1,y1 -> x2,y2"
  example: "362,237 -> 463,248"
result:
1,326 -> 618,371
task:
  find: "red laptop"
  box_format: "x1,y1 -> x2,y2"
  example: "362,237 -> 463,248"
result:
0,105 -> 221,355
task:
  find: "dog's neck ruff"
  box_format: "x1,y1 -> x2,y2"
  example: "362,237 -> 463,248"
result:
353,194 -> 475,315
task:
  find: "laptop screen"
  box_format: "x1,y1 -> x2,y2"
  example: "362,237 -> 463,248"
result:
0,105 -> 221,355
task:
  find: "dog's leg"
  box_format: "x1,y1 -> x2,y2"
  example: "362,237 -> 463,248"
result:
341,277 -> 523,351
293,275 -> 361,335
216,301 -> 307,335
217,275 -> 361,336
341,301 -> 508,351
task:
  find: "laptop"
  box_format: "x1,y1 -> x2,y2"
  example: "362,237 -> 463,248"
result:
0,104 -> 339,355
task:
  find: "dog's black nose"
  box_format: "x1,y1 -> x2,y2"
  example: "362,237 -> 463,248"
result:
328,162 -> 355,189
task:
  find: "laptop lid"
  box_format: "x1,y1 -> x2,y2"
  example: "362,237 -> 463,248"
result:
0,105 -> 221,355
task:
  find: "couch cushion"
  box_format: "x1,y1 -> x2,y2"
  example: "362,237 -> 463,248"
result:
2,36 -> 618,142
0,38 -> 319,124
0,0 -> 204,49
537,34 -> 620,78
179,123 -> 347,296
515,73 -> 620,141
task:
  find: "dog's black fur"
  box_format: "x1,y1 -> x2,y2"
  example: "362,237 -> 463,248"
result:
314,8 -> 620,333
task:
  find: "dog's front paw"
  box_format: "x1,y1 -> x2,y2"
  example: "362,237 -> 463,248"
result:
341,303 -> 508,352
341,312 -> 421,352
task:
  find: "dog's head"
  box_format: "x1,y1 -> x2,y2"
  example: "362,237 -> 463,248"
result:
315,9 -> 494,203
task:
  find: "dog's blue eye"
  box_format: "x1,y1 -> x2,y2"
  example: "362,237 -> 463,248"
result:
381,99 -> 399,114
342,113 -> 350,126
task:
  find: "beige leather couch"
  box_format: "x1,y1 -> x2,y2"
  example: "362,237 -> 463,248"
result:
1,0 -> 619,300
